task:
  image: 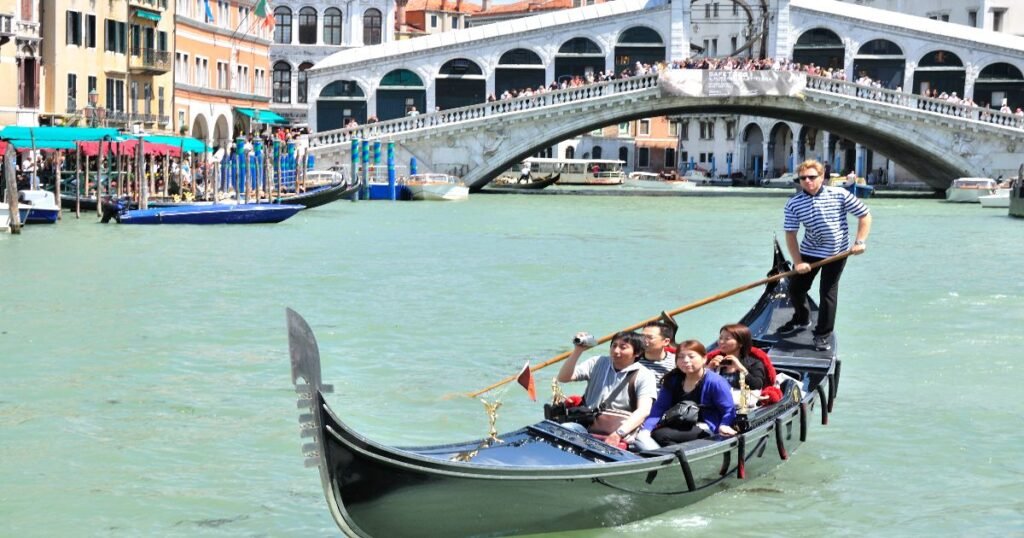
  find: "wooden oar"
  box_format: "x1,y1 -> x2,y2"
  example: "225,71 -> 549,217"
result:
467,250 -> 854,398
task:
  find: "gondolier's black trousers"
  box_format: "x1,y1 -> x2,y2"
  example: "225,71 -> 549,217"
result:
788,254 -> 847,337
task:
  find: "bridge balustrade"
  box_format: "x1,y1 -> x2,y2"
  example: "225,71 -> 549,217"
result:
806,76 -> 1024,130
310,73 -> 660,148
311,70 -> 1022,154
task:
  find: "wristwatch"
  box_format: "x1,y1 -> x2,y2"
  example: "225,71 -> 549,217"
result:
854,240 -> 866,246
614,428 -> 628,437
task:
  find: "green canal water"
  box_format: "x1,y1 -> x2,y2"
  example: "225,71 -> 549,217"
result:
2,195 -> 1022,536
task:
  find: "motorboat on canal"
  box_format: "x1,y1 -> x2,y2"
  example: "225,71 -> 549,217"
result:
623,171 -> 695,190
405,173 -> 469,201
946,177 -> 997,203
0,201 -> 11,232
106,202 -> 304,225
286,243 -> 840,537
978,188 -> 1011,208
1011,174 -> 1024,218
16,189 -> 61,224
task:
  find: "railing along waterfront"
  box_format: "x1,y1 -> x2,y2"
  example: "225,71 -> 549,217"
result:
311,73 -> 660,148
805,75 -> 1024,129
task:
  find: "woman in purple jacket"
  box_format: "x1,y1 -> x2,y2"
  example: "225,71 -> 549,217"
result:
633,340 -> 738,450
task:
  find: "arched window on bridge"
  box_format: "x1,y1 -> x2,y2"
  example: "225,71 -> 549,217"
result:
854,39 -> 904,90
615,26 -> 665,75
274,7 -> 292,45
497,49 -> 545,96
298,7 -> 317,45
297,62 -> 314,104
913,50 -> 965,98
437,58 -> 486,111
317,80 -> 367,132
273,61 -> 292,103
556,37 -> 605,83
377,69 -> 425,121
975,62 -> 1024,110
565,146 -> 575,159
324,8 -> 343,46
792,28 -> 844,72
592,146 -> 603,159
364,9 -> 382,45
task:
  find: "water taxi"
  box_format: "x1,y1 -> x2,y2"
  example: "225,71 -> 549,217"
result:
405,173 -> 469,201
946,177 -> 997,203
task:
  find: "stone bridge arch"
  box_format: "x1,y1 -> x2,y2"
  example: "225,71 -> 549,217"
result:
396,93 -> 987,191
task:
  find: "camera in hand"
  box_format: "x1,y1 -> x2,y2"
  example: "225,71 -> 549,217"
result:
572,334 -> 597,347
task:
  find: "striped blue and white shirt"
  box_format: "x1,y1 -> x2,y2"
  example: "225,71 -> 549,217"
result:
783,185 -> 870,258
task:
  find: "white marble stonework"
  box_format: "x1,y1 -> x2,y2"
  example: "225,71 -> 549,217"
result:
270,0 -> 396,124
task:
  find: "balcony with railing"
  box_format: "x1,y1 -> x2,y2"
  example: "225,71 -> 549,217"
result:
129,48 -> 171,74
129,0 -> 168,12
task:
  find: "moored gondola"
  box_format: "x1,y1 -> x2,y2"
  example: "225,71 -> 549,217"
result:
286,243 -> 840,537
272,179 -> 359,209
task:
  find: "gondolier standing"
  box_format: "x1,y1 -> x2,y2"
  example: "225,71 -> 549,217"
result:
780,159 -> 872,351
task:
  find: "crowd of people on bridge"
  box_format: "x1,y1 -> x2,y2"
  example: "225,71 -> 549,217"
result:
333,53 -> 1022,132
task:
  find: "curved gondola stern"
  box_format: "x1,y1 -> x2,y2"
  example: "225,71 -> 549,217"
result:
286,308 -> 370,538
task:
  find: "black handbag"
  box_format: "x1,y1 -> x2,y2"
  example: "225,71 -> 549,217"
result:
543,403 -> 598,427
660,400 -> 700,429
545,371 -> 638,430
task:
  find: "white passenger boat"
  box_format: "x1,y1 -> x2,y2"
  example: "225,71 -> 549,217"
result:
979,188 -> 1011,208
405,173 -> 469,201
526,158 -> 626,185
946,177 -> 997,203
761,172 -> 798,188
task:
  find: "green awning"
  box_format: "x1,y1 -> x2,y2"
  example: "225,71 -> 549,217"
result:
139,135 -> 211,153
0,126 -> 122,143
235,107 -> 289,125
134,9 -> 161,22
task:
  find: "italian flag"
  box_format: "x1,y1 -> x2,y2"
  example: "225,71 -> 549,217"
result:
253,0 -> 275,29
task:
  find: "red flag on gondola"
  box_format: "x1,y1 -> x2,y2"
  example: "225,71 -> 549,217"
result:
516,361 -> 536,401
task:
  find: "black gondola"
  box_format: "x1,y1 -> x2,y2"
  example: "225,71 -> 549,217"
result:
487,173 -> 561,191
272,180 -> 359,209
286,243 -> 840,537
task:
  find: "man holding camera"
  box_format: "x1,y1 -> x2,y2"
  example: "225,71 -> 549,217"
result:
557,331 -> 657,448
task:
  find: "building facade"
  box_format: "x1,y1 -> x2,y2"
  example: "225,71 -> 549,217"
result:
0,0 -> 42,127
269,0 -> 395,126
174,0 -> 273,149
41,0 -> 175,133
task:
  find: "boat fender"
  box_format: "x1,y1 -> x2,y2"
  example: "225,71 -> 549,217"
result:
774,418 -> 789,460
815,385 -> 829,426
718,451 -> 732,477
736,434 -> 747,479
673,449 -> 697,492
798,402 -> 808,442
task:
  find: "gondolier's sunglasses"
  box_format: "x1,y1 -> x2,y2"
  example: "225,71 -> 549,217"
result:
796,174 -> 819,181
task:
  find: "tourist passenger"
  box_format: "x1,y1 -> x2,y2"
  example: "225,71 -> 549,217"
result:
556,331 -> 657,447
633,340 -> 737,450
639,321 -> 676,384
707,323 -> 775,391
780,159 -> 872,351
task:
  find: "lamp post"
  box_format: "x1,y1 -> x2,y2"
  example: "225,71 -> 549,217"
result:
87,89 -> 100,127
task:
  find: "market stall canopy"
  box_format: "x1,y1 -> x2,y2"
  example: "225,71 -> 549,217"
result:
139,135 -> 211,153
0,126 -> 122,150
235,107 -> 289,125
77,139 -> 183,157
